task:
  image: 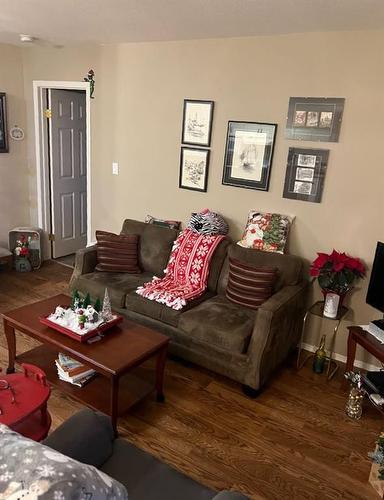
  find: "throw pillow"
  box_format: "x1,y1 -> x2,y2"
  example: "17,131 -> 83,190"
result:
187,208 -> 229,235
237,211 -> 293,254
95,230 -> 140,273
145,214 -> 181,230
0,423 -> 127,499
226,257 -> 277,309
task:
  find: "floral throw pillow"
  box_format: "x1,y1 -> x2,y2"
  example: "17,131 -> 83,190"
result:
237,211 -> 293,254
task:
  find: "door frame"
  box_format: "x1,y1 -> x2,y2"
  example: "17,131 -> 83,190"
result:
33,80 -> 92,256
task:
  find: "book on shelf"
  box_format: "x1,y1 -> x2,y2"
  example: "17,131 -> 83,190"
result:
55,353 -> 96,387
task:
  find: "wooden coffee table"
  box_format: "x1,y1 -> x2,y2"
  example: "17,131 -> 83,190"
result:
2,294 -> 169,432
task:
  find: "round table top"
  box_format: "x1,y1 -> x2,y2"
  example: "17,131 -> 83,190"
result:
0,372 -> 50,428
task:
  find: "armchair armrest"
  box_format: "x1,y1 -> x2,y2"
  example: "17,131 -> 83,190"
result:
43,409 -> 114,468
245,281 -> 308,389
69,244 -> 97,288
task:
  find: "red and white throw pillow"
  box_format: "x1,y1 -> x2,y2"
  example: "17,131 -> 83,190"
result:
237,211 -> 293,254
226,257 -> 277,309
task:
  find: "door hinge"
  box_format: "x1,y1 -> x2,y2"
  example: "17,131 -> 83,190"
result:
48,233 -> 55,241
44,108 -> 52,119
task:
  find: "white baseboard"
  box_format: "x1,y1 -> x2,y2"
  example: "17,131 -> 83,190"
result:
300,342 -> 381,372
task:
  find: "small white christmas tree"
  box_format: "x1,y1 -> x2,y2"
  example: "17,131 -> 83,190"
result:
102,288 -> 113,321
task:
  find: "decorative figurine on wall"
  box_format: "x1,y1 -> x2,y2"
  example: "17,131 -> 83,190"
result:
84,69 -> 95,99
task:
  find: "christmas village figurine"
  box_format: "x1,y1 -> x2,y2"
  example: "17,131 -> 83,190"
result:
48,289 -> 115,334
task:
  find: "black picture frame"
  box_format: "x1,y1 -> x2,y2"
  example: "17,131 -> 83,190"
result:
179,146 -> 210,192
222,121 -> 277,191
181,99 -> 214,147
285,97 -> 344,142
282,147 -> 329,203
0,93 -> 8,153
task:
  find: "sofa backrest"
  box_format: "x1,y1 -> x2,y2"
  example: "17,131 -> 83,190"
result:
217,243 -> 304,295
206,238 -> 231,292
120,219 -> 178,276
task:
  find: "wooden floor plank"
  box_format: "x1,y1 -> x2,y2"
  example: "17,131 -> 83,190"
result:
0,262 -> 381,499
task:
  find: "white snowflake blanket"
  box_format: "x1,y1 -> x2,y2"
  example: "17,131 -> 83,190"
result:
0,423 -> 127,499
136,228 -> 225,310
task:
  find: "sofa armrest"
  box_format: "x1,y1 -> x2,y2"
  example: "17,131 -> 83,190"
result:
69,245 -> 97,288
212,491 -> 249,500
245,281 -> 308,389
43,409 -> 114,468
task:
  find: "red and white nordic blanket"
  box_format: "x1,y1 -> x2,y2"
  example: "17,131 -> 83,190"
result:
136,228 -> 225,310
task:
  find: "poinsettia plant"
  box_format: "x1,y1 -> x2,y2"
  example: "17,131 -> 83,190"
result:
310,250 -> 365,294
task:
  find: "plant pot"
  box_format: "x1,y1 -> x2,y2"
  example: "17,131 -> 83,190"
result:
15,257 -> 32,273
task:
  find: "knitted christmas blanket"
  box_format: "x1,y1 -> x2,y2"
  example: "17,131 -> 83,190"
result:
136,228 -> 225,310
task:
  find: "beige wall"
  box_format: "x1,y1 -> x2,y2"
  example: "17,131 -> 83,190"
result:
0,44 -> 29,248
20,31 -> 384,365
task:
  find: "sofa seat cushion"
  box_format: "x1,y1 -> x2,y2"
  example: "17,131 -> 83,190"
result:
179,295 -> 256,354
75,271 -> 153,308
101,439 -> 214,500
125,290 -> 215,327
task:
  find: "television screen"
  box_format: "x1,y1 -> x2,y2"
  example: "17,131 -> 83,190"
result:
366,242 -> 384,313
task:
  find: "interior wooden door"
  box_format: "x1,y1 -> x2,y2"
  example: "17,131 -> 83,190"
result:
48,89 -> 87,258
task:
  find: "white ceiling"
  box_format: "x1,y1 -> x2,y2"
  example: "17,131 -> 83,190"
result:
1,0 -> 384,46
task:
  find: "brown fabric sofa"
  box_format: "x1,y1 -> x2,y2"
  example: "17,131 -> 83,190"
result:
70,219 -> 308,392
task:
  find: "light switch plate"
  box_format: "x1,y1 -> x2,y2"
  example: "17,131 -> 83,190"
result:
112,162 -> 119,175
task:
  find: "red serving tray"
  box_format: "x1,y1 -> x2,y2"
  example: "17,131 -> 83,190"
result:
40,314 -> 123,342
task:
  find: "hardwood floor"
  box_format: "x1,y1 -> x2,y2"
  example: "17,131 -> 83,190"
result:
0,261 -> 382,499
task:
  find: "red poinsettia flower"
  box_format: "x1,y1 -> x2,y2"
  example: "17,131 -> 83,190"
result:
310,249 -> 366,293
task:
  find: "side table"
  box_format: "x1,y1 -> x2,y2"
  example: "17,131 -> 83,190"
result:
343,326 -> 384,389
0,363 -> 51,441
297,300 -> 349,379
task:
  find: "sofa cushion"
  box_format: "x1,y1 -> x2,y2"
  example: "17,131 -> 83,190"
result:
179,295 -> 256,354
120,219 -> 178,276
217,244 -> 303,294
238,210 -> 292,254
101,439 -> 214,500
226,257 -> 277,309
125,290 -> 215,327
95,230 -> 140,273
206,238 -> 231,292
74,271 -> 153,308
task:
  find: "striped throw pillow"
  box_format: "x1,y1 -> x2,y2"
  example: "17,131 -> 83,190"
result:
95,230 -> 141,273
226,258 -> 277,309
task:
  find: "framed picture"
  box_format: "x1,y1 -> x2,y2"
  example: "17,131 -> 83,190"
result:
181,99 -> 214,147
222,121 -> 277,191
179,147 -> 210,192
0,93 -> 8,153
283,147 -> 329,203
285,97 -> 344,142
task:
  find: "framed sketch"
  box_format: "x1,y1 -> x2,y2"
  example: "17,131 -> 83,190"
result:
222,121 -> 277,191
285,97 -> 344,142
181,99 -> 214,147
179,147 -> 210,192
0,93 -> 8,153
283,147 -> 329,203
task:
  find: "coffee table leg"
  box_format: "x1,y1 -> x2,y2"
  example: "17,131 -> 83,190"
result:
4,320 -> 16,374
110,376 -> 119,435
155,346 -> 167,403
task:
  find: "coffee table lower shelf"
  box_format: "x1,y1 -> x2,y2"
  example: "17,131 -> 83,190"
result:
16,345 -> 155,418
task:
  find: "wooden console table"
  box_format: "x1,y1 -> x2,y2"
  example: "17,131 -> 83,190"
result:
344,326 -> 384,388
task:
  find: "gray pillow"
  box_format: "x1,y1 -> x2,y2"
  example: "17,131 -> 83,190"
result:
0,423 -> 128,499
